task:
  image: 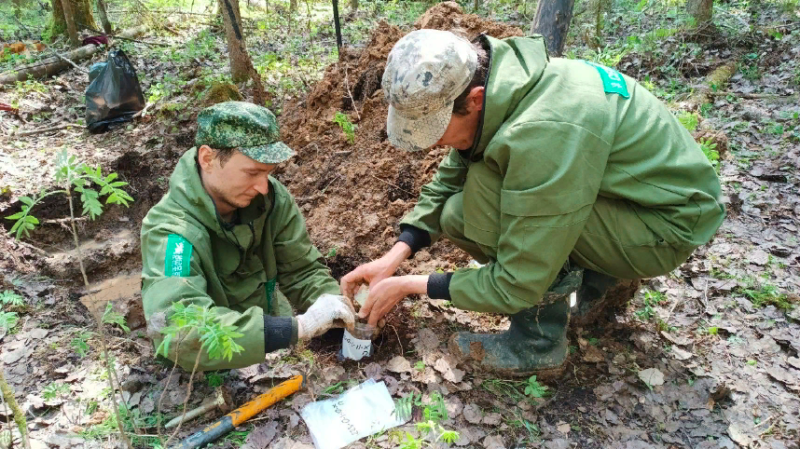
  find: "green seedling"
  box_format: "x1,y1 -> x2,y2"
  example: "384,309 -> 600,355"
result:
71,331 -> 94,357
0,290 -> 25,307
333,111 -> 356,144
102,302 -> 130,333
42,382 -> 71,400
0,311 -> 19,330
157,302 -> 245,362
524,375 -> 549,398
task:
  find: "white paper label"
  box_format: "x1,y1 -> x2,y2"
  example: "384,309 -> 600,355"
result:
342,329 -> 372,361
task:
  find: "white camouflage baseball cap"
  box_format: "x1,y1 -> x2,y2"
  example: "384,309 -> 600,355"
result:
382,29 -> 478,152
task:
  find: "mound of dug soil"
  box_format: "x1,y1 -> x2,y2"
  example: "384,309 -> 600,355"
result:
277,2 -> 523,272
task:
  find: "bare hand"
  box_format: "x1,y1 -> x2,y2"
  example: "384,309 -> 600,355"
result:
340,242 -> 411,298
357,277 -> 409,326
358,275 -> 429,326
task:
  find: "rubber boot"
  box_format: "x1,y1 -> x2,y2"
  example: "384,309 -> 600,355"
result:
448,268 -> 582,379
571,269 -> 641,328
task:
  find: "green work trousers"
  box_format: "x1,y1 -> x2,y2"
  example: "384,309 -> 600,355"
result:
440,192 -> 696,280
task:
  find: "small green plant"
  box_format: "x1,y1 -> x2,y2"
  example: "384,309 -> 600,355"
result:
422,392 -> 448,423
635,289 -> 668,321
333,111 -> 356,144
707,326 -> 719,336
393,392 -> 421,422
678,111 -> 700,132
0,290 -> 25,307
42,382 -> 71,400
741,284 -> 792,311
5,150 -> 133,239
747,359 -> 757,366
157,303 -> 245,362
102,302 -> 130,333
393,392 -> 458,448
0,311 -> 19,330
71,331 -> 94,357
524,375 -> 549,398
700,139 -> 720,173
326,245 -> 339,258
207,372 -> 225,388
414,360 -> 426,372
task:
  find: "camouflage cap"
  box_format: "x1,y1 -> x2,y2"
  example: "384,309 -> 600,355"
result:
382,29 -> 478,152
195,101 -> 296,164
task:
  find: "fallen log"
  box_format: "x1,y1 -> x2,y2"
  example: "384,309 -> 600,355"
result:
682,61 -> 737,110
0,25 -> 147,85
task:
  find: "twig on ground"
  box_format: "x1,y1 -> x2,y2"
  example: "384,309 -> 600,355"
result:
387,323 -> 403,356
13,240 -> 49,256
342,64 -> 361,121
368,173 -> 414,196
707,91 -> 798,99
44,217 -> 88,225
14,124 -> 81,137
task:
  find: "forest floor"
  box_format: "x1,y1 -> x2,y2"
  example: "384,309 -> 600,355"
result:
0,0 -> 799,448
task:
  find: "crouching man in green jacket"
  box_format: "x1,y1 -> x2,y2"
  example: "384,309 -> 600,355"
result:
142,101 -> 355,371
342,30 -> 725,378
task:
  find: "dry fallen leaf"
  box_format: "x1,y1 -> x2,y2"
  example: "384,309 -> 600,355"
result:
387,356 -> 412,373
638,368 -> 665,387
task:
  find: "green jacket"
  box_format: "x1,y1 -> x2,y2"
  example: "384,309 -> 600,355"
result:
401,35 -> 724,314
141,148 -> 340,371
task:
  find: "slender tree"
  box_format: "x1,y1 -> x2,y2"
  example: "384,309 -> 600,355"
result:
96,0 -> 113,34
49,0 -> 97,41
349,0 -> 358,11
687,0 -> 713,25
60,0 -> 81,47
219,0 -> 249,82
530,0 -> 576,56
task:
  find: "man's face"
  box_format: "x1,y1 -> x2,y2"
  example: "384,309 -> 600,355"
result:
432,86 -> 485,151
198,145 -> 276,213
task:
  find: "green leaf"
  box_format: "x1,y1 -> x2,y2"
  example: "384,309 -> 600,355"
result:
5,211 -> 25,220
0,290 -> 25,306
0,311 -> 19,330
19,196 -> 33,206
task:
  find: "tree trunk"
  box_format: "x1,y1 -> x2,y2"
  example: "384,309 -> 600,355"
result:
290,0 -> 298,12
13,0 -> 24,18
218,0 -> 267,104
219,0 -> 248,82
530,0 -> 576,56
49,0 -> 97,42
349,0 -> 358,11
96,0 -> 113,34
60,0 -> 81,47
474,0 -> 481,11
687,0 -> 713,24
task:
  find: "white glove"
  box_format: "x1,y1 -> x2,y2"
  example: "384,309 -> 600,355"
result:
297,294 -> 356,340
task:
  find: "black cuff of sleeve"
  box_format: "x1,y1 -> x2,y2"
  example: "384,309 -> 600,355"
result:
397,224 -> 432,256
427,272 -> 453,300
263,316 -> 294,353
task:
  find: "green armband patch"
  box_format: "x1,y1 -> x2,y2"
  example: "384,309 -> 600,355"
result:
585,61 -> 630,99
165,234 -> 193,277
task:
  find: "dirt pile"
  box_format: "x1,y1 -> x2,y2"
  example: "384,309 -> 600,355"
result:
278,2 -> 523,273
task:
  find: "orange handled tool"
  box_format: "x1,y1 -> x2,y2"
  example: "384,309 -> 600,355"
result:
173,375 -> 304,449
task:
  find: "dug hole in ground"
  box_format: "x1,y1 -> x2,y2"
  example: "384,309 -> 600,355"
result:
1,2 -> 800,448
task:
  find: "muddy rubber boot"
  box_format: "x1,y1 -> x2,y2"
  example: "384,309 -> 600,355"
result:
570,269 -> 641,328
448,269 -> 582,379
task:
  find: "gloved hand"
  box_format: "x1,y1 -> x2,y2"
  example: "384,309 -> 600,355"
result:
296,294 -> 356,340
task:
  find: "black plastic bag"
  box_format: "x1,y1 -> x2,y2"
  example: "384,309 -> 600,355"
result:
85,50 -> 145,133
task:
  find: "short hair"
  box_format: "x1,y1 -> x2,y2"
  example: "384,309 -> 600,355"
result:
452,39 -> 489,116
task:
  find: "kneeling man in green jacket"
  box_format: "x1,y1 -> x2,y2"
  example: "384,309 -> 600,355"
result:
343,30 -> 725,377
142,101 -> 355,371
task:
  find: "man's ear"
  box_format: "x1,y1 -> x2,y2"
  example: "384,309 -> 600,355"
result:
468,86 -> 485,113
197,145 -> 215,172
